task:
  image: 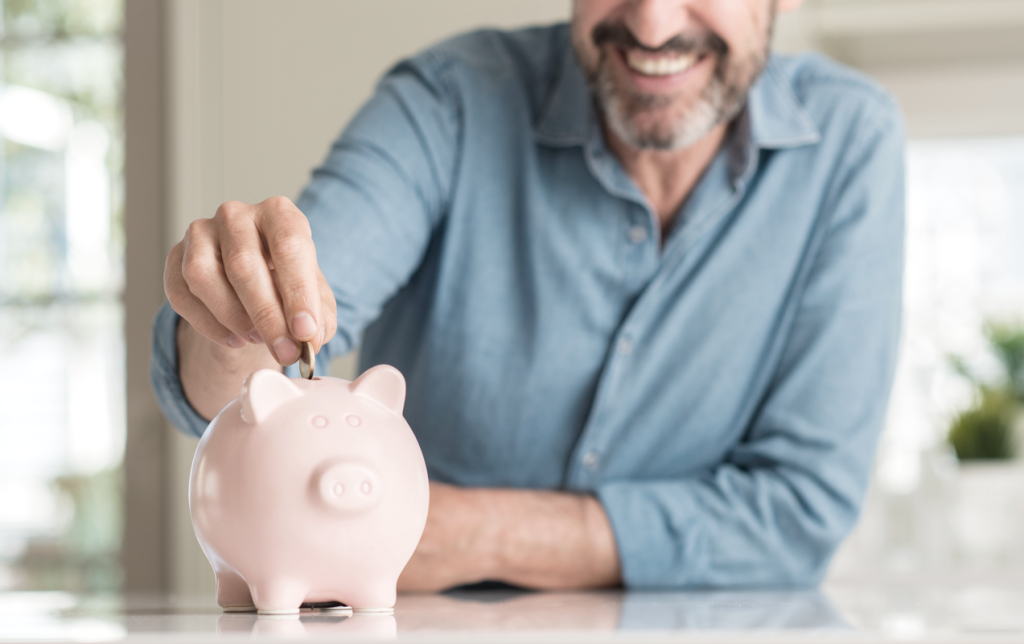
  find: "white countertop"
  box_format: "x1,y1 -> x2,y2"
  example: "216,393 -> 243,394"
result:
1,581 -> 1023,643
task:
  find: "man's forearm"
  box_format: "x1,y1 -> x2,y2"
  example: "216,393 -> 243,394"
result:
484,487 -> 621,589
399,483 -> 621,591
177,318 -> 280,421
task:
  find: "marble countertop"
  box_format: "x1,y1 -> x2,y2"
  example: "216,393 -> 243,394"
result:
1,581 -> 1023,643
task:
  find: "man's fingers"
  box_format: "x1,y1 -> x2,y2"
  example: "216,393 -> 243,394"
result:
165,241 -> 240,348
255,196 -> 323,345
216,200 -> 298,365
169,197 -> 327,366
179,219 -> 259,343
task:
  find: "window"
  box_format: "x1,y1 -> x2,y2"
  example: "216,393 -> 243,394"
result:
0,0 -> 123,591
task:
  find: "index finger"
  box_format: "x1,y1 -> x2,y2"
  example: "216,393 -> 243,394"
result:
255,196 -> 323,347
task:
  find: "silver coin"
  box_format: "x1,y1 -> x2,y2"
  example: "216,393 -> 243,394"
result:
299,341 -> 315,380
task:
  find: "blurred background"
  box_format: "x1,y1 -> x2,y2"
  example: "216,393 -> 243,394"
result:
0,0 -> 1022,597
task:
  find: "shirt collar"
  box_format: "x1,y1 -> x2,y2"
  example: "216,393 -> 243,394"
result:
534,43 -> 595,147
534,45 -> 821,152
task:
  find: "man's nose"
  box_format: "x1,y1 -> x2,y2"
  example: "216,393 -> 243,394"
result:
625,0 -> 699,49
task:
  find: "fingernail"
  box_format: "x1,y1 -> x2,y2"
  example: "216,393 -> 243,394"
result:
272,337 -> 299,365
320,327 -> 326,345
292,312 -> 317,339
248,328 -> 263,344
226,333 -> 247,349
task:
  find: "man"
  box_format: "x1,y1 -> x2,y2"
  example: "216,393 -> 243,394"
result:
153,0 -> 904,590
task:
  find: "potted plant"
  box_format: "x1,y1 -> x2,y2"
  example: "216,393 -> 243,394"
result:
946,322 -> 1024,566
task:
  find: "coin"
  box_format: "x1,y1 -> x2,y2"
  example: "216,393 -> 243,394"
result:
298,341 -> 315,380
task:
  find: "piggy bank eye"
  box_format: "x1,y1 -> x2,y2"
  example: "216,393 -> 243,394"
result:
345,414 -> 361,427
311,416 -> 328,428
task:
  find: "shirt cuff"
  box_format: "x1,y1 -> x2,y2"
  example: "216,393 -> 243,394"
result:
597,480 -> 706,589
150,301 -> 212,438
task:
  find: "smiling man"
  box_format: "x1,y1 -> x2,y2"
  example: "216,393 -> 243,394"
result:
153,0 -> 904,590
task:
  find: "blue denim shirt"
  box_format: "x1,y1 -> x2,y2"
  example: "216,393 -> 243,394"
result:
152,24 -> 904,588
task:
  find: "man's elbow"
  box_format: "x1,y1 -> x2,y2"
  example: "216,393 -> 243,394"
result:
773,498 -> 861,587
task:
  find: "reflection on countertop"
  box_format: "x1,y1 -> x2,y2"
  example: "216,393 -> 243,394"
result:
1,582 -> 1023,642
399,587 -> 847,631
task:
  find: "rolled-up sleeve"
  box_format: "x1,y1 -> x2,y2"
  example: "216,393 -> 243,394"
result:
150,302 -> 210,438
598,105 -> 905,588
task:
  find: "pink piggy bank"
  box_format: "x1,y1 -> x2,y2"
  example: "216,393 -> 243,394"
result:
189,365 -> 430,615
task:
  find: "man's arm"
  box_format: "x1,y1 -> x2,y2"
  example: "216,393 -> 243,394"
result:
399,483 -> 620,591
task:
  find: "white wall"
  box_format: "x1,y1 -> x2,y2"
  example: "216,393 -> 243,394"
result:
169,0 -> 572,241
774,0 -> 1024,138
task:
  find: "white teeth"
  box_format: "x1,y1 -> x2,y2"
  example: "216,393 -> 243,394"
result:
625,51 -> 698,76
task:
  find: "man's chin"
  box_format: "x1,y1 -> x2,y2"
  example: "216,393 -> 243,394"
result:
606,122 -> 681,152
618,123 -> 681,151
607,101 -> 718,151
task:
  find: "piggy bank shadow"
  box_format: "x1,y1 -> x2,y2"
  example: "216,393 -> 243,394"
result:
216,611 -> 397,639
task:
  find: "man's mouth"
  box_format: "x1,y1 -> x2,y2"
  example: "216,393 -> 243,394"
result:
622,49 -> 702,77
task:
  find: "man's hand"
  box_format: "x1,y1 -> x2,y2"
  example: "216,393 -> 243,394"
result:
165,196 -> 338,419
398,482 -> 622,592
166,196 -> 337,362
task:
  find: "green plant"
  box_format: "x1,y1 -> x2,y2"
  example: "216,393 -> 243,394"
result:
947,321 -> 1023,461
948,388 -> 1016,461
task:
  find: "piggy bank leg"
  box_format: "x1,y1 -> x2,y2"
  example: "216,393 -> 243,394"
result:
347,580 -> 397,614
215,569 -> 255,612
249,578 -> 307,615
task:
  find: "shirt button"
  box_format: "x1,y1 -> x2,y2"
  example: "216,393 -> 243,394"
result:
582,452 -> 600,471
628,225 -> 648,244
617,337 -> 633,355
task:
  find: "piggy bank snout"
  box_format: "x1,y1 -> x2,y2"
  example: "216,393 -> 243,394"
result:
316,462 -> 383,513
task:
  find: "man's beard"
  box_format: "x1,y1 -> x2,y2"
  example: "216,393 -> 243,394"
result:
579,21 -> 770,151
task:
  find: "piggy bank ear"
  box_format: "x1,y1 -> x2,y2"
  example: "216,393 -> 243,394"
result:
350,364 -> 406,415
240,369 -> 303,424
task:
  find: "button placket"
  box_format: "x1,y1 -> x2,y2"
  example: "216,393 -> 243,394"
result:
573,331 -> 634,484
569,131 -> 747,492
